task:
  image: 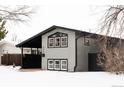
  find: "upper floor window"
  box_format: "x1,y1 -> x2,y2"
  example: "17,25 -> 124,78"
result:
61,37 -> 68,47
49,38 -> 55,47
55,37 -> 61,47
84,36 -> 90,46
48,32 -> 68,48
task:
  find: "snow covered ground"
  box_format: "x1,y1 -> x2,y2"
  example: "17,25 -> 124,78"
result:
0,66 -> 124,87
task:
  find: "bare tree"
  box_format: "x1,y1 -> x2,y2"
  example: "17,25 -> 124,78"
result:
0,5 -> 36,41
100,5 -> 124,37
11,33 -> 23,44
11,33 -> 17,42
0,5 -> 35,23
97,5 -> 124,74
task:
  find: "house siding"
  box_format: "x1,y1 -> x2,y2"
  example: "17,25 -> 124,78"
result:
76,36 -> 99,71
42,28 -> 76,72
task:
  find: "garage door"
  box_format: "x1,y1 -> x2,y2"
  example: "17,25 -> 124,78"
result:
48,59 -> 68,71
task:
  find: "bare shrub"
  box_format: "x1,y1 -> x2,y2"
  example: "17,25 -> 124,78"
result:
97,37 -> 124,74
97,5 -> 124,74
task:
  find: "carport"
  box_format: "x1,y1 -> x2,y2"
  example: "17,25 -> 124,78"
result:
16,35 -> 42,68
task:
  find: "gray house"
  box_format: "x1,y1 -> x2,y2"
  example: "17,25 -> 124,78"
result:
16,25 -> 100,72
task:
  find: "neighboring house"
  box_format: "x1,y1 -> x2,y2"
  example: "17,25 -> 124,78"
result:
0,40 -> 21,54
0,40 -> 21,65
16,25 -> 103,72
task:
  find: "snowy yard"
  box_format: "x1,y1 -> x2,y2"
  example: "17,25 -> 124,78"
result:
0,66 -> 124,87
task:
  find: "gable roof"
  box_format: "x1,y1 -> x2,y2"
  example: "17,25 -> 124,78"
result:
16,25 -> 124,48
16,25 -> 91,48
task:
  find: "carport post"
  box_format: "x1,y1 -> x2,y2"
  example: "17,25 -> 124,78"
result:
21,47 -> 23,68
31,48 -> 32,54
37,48 -> 38,55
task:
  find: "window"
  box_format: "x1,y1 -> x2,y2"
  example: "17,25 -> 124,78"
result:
54,60 -> 61,70
55,37 -> 61,47
48,32 -> 68,48
48,38 -> 55,47
47,59 -> 68,71
48,60 -> 54,70
61,60 -> 67,70
61,37 -> 68,47
37,49 -> 42,55
84,37 -> 90,46
31,50 -> 37,54
27,50 -> 30,53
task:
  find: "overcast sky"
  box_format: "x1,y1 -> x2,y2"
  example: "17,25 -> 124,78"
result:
1,0 -> 123,43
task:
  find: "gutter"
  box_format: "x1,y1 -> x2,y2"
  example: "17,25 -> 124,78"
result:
74,38 -> 78,72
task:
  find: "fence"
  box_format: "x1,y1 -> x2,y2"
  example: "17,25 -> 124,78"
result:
1,54 -> 21,66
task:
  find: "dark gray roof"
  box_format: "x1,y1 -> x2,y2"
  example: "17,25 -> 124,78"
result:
16,25 -> 92,47
16,25 -> 124,48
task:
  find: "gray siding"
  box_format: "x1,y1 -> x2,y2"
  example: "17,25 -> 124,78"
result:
42,28 -> 76,72
76,36 -> 99,71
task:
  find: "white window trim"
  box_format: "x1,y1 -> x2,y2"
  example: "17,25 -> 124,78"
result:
54,60 -> 61,70
55,37 -> 61,47
61,60 -> 68,70
48,38 -> 55,48
48,60 -> 54,70
84,37 -> 90,46
61,36 -> 68,47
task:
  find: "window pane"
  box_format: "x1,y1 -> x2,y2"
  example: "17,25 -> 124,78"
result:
84,37 -> 90,46
48,60 -> 54,70
49,61 -> 53,64
61,60 -> 67,70
48,32 -> 68,48
61,37 -> 67,47
55,65 -> 59,68
62,61 -> 67,64
49,65 -> 53,68
55,37 -> 60,47
55,61 -> 59,64
31,50 -> 37,54
54,60 -> 60,70
62,66 -> 67,69
49,38 -> 54,47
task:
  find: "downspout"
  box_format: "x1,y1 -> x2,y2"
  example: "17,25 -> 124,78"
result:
74,38 -> 78,72
74,33 -> 85,72
21,47 -> 23,68
41,36 -> 42,69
